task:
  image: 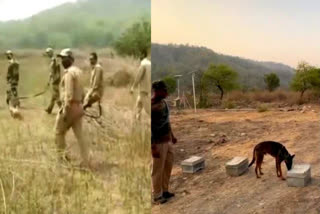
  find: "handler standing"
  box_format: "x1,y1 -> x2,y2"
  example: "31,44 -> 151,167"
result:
151,80 -> 177,204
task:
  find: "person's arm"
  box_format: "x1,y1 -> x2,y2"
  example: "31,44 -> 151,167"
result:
16,65 -> 19,82
91,67 -> 102,92
131,64 -> 145,92
64,72 -> 74,111
166,101 -> 177,144
48,60 -> 55,84
151,143 -> 160,158
171,129 -> 177,144
7,64 -> 13,83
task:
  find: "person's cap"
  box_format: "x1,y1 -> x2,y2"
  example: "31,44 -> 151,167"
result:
152,80 -> 167,90
5,50 -> 13,55
57,48 -> 73,58
45,47 -> 53,54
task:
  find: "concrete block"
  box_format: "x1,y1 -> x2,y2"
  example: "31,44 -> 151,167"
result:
181,156 -> 205,173
225,156 -> 248,176
287,164 -> 311,187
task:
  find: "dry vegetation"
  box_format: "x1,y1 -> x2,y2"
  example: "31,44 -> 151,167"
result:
0,49 -> 151,214
182,90 -> 320,110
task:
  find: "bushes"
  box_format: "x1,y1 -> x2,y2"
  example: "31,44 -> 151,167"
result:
257,104 -> 269,112
163,76 -> 177,95
114,21 -> 151,59
197,89 -> 319,108
222,101 -> 236,109
108,70 -> 133,87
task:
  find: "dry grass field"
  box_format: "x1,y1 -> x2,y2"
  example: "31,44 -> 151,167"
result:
0,49 -> 151,214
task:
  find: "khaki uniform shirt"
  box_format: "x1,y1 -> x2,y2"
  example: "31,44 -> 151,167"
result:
60,66 -> 84,106
133,58 -> 151,94
89,63 -> 103,96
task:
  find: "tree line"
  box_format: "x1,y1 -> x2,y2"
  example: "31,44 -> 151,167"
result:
0,0 -> 150,59
163,61 -> 320,107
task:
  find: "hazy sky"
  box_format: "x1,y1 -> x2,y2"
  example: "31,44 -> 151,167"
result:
152,0 -> 320,67
0,0 -> 77,21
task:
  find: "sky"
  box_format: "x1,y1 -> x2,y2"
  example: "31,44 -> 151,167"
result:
0,0 -> 77,21
152,0 -> 320,67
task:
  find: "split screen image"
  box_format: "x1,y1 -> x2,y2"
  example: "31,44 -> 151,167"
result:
0,0 -> 319,213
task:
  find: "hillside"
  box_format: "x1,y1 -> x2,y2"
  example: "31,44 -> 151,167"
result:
151,43 -> 294,90
0,0 -> 150,49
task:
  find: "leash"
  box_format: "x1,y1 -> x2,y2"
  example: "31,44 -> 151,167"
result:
17,84 -> 50,100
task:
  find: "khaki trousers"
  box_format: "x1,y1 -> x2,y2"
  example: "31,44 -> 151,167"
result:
46,84 -> 61,113
135,92 -> 150,120
54,103 -> 88,163
152,142 -> 174,198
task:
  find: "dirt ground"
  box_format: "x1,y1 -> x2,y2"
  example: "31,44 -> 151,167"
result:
152,106 -> 320,214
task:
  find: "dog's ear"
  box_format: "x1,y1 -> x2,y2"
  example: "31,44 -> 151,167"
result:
292,154 -> 295,159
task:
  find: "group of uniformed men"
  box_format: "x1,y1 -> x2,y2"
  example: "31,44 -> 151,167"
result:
4,48 -> 151,168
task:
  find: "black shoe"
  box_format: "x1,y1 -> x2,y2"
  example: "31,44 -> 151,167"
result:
153,196 -> 167,204
163,191 -> 175,199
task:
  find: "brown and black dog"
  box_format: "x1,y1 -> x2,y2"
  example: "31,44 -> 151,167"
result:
248,141 -> 295,180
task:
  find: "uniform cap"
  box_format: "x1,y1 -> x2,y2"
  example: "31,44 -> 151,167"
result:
57,48 -> 73,58
46,47 -> 53,54
5,50 -> 13,55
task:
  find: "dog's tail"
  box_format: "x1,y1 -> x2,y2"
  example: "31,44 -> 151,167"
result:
248,147 -> 256,167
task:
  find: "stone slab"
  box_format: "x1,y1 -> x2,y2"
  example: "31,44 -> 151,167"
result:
287,164 -> 311,187
181,156 -> 205,173
225,157 -> 248,176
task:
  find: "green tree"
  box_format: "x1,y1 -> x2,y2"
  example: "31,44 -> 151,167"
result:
291,63 -> 320,98
202,64 -> 238,100
163,76 -> 177,95
264,73 -> 280,92
114,20 -> 151,58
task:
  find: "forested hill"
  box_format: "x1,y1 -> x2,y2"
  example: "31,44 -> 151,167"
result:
0,0 -> 150,49
151,43 -> 294,89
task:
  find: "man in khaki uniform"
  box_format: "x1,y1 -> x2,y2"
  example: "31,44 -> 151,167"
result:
151,80 -> 177,204
5,50 -> 20,108
45,47 -> 62,114
130,51 -> 151,120
55,48 -> 89,166
83,52 -> 103,110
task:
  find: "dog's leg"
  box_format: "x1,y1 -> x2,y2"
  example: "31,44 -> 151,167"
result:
259,155 -> 264,175
279,163 -> 286,180
255,165 -> 260,178
275,158 -> 280,177
255,154 -> 263,178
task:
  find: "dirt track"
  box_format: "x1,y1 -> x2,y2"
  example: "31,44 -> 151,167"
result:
152,106 -> 320,214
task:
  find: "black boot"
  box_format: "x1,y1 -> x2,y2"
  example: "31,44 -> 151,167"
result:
153,196 -> 167,204
163,191 -> 175,199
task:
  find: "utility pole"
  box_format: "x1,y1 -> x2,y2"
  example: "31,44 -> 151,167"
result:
174,75 -> 182,98
192,72 -> 197,113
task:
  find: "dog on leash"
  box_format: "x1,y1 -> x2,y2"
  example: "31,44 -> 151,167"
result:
248,141 -> 295,180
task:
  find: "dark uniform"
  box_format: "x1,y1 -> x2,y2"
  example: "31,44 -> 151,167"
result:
46,56 -> 62,113
6,57 -> 20,107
